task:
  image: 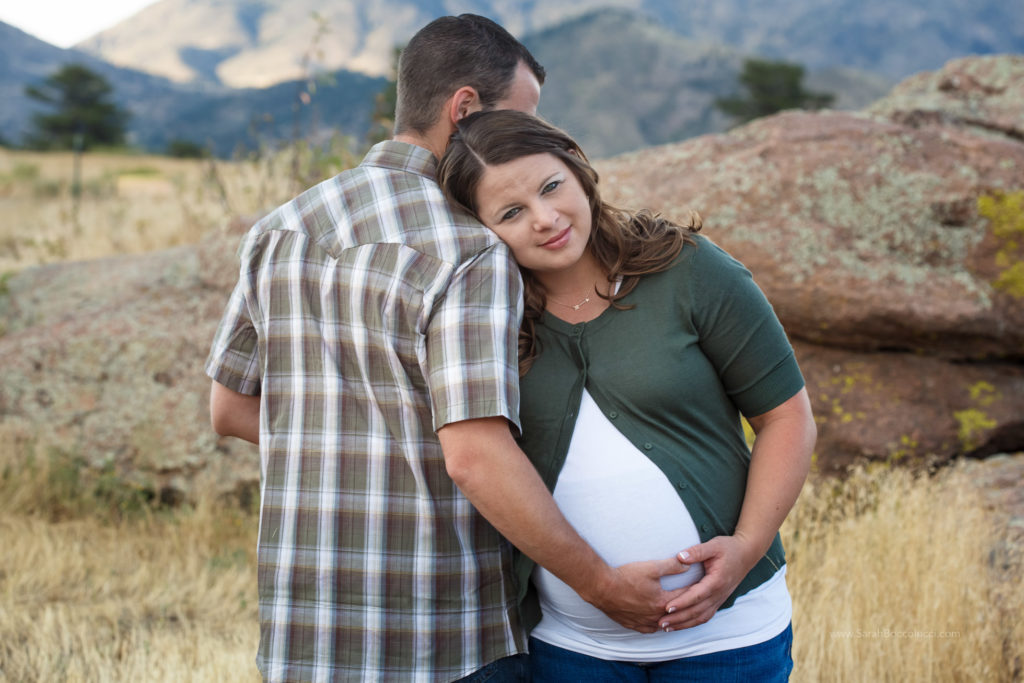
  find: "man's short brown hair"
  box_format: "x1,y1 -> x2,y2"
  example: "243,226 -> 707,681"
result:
393,14 -> 545,135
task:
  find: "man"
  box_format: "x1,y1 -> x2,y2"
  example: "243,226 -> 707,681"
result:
208,14 -> 685,682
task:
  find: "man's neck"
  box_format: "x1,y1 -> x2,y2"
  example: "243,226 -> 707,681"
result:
392,130 -> 446,161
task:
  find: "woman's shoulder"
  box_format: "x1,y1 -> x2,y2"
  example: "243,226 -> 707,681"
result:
661,233 -> 747,281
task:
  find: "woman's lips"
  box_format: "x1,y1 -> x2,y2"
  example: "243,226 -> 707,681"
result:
541,227 -> 571,249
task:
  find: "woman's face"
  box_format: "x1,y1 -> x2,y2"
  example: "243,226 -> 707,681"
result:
473,152 -> 592,275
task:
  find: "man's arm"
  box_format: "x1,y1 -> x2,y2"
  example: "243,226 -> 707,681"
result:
438,416 -> 687,632
209,380 -> 260,444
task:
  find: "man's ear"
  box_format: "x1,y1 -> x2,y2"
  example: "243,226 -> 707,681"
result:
447,86 -> 480,125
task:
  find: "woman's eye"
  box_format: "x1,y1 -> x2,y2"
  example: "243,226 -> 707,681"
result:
501,207 -> 522,222
542,180 -> 561,194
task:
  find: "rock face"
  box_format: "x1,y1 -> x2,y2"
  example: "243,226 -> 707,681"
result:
598,55 -> 1024,469
0,56 -> 1022,499
0,221 -> 259,500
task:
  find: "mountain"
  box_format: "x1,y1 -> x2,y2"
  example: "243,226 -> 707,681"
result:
75,0 -> 1023,88
2,8 -> 891,159
135,71 -> 386,157
526,9 -> 891,158
0,20 -> 384,156
525,10 -> 743,158
0,21 -> 204,148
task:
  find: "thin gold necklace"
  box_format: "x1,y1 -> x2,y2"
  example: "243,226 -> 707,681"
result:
548,293 -> 592,311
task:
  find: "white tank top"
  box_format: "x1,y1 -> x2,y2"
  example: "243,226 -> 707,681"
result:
530,390 -> 791,660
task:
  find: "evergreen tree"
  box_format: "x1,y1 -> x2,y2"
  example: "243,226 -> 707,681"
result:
716,58 -> 834,125
24,64 -> 130,150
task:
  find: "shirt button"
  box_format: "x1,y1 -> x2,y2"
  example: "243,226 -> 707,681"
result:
608,411 -> 618,419
643,442 -> 653,450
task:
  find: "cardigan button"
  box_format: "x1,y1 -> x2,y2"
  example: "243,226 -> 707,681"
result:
643,442 -> 653,450
676,482 -> 687,490
609,411 -> 618,419
701,524 -> 710,533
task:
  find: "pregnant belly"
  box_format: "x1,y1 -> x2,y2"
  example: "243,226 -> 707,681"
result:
535,453 -> 707,634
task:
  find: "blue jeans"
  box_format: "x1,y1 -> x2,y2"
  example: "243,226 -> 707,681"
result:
529,623 -> 793,682
455,654 -> 530,682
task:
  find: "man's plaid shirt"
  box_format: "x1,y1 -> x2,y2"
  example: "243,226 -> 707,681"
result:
206,141 -> 527,682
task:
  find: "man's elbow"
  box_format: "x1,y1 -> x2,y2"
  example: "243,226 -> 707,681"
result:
209,381 -> 249,438
438,417 -> 516,492
210,408 -> 231,437
444,446 -> 481,490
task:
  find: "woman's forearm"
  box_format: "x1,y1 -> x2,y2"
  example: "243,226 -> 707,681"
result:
734,388 -> 816,566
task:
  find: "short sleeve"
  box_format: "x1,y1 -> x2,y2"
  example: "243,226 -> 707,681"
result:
424,244 -> 523,434
205,277 -> 261,396
690,238 -> 804,417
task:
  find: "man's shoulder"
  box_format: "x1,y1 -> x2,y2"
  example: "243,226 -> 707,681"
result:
239,141 -> 505,266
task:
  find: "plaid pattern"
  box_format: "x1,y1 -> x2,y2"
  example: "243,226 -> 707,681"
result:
206,141 -> 526,682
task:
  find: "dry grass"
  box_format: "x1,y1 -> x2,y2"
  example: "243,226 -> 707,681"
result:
784,463 -> 1023,682
1,453 -> 1019,682
0,453 -> 261,682
0,142 -> 357,273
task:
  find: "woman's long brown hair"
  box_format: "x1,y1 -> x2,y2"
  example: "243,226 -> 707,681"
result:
438,110 -> 701,374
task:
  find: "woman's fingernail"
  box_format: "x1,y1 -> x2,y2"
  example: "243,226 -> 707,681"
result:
667,606 -> 676,614
679,551 -> 690,561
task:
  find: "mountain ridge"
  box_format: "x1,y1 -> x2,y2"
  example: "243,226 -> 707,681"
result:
0,6 -> 941,159
0,20 -> 385,156
73,0 -> 1024,88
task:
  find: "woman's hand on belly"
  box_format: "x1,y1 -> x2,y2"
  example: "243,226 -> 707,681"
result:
657,534 -> 760,631
587,555 -> 692,633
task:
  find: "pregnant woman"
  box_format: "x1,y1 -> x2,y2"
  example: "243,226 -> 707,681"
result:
438,110 -> 816,682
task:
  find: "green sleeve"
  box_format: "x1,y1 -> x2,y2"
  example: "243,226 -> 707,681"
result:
687,237 -> 804,417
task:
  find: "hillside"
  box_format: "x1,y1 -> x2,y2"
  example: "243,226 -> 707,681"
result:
525,10 -> 743,158
0,20 -> 385,156
0,21 -> 209,147
529,9 -> 891,158
2,9 -> 890,159
75,0 -> 1023,88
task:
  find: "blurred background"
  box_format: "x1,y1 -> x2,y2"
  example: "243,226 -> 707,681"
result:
0,1 -> 1022,681
6,0 -> 1018,159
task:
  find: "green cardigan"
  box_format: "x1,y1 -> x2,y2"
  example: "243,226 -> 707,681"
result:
514,235 -> 806,629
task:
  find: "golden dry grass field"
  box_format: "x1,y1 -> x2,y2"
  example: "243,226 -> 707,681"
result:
0,143 -> 355,273
2,455 -> 1020,682
0,148 -> 1021,681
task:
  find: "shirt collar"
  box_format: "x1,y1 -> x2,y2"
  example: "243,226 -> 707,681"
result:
362,140 -> 439,180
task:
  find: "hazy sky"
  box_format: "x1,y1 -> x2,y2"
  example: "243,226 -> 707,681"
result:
0,0 -> 160,48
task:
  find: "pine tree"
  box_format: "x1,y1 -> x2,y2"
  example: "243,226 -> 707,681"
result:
716,58 -> 834,125
24,64 -> 130,150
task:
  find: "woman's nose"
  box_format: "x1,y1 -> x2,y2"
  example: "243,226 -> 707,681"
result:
532,203 -> 560,231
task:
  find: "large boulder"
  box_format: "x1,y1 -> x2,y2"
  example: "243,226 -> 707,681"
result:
0,220 -> 258,500
791,342 -> 1023,470
866,54 -> 1024,141
597,54 -> 1024,469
